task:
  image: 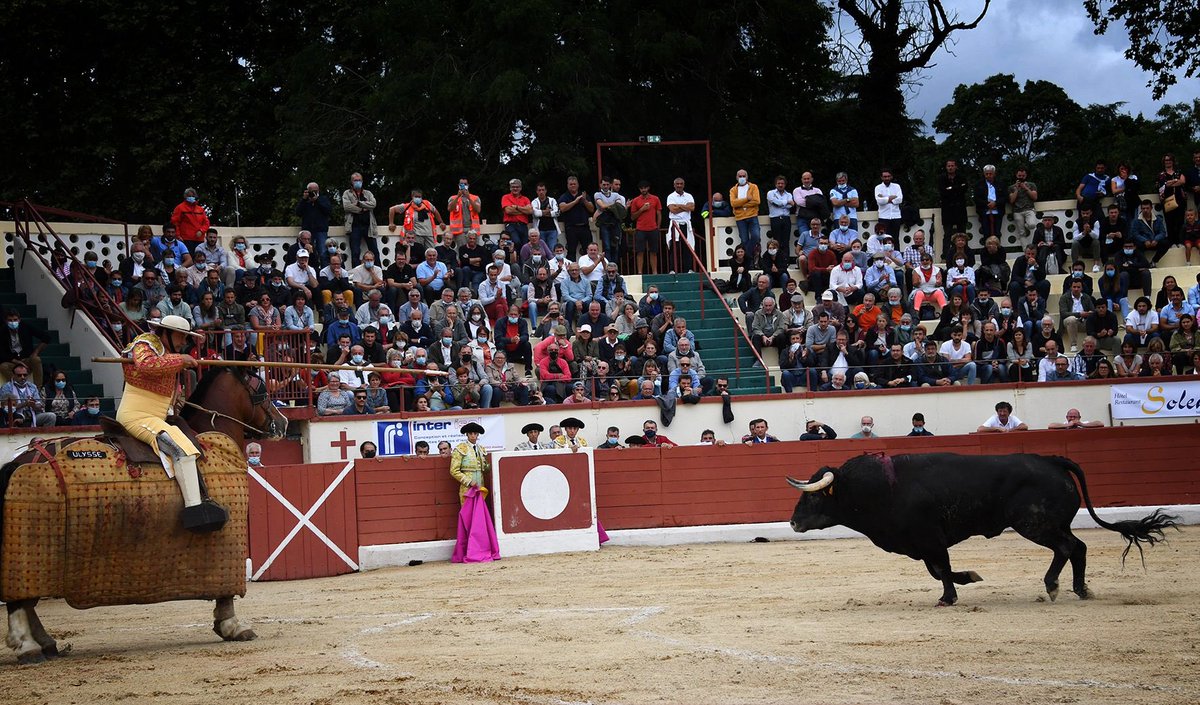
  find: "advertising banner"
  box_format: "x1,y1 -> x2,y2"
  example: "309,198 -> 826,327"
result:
1110,381 -> 1200,420
374,415 -> 507,456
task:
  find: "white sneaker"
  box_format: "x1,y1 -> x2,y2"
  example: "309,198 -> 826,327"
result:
1092,264 -> 1100,272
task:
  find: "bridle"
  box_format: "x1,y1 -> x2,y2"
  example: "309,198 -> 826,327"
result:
184,369 -> 284,438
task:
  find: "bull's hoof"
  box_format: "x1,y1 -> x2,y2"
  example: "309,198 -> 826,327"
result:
966,571 -> 983,583
1074,584 -> 1093,600
16,651 -> 46,665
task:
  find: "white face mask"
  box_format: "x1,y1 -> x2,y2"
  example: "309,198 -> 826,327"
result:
861,424 -> 873,434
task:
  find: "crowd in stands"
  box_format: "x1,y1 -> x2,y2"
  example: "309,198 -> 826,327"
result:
8,153 -> 1200,424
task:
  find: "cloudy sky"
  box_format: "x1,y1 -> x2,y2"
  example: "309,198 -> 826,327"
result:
901,0 -> 1200,135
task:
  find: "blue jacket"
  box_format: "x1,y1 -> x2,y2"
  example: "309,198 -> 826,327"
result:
1130,216 -> 1167,246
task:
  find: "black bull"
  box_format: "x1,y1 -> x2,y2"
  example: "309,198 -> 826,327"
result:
788,453 -> 1179,606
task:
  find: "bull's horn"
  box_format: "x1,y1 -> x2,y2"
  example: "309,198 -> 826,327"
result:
787,471 -> 834,492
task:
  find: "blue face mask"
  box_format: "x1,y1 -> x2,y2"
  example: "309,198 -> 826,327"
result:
234,243 -> 246,251
351,354 -> 364,364
327,245 -> 338,252
185,196 -> 196,204
7,321 -> 19,330
477,335 -> 488,343
1105,270 -> 1116,278
87,406 -> 100,415
364,261 -> 374,269
353,180 -> 363,189
164,258 -> 175,267
55,380 -> 66,389
508,316 -> 519,324
379,316 -> 392,325
912,426 -> 922,434
412,196 -> 423,206
86,260 -> 97,268
248,456 -> 262,466
416,356 -> 427,365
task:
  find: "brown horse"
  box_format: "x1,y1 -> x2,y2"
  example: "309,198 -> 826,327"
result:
2,367 -> 287,663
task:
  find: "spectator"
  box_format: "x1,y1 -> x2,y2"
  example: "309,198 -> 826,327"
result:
283,292 -> 315,331
1035,339 -> 1064,380
639,419 -> 676,448
1044,355 -> 1084,382
1124,296 -> 1161,348
750,297 -> 788,364
1048,409 -> 1105,430
977,401 -> 1028,433
944,255 -> 976,302
849,415 -> 878,439
1140,350 -> 1169,377
414,247 -> 450,304
760,238 -> 789,289
71,396 -> 109,425
355,289 -> 387,329
1181,209 -> 1199,266
342,388 -> 375,415
873,343 -> 913,389
595,426 -> 624,449
1170,313 -> 1198,373
44,370 -> 80,426
0,362 -> 55,427
874,168 -> 904,240
170,187 -> 210,254
340,172 -> 379,266
398,308 -> 432,349
1160,287 -> 1196,337
728,169 -> 762,263
318,254 -> 355,308
830,252 -> 864,306
915,339 -> 952,387
1115,240 -> 1154,298
538,340 -> 573,403
818,370 -> 850,391
973,322 -> 1007,384
1097,261 -> 1130,318
910,252 -> 946,315
864,252 -> 897,300
800,420 -> 836,440
361,371 -> 390,413
741,418 -> 779,444
907,412 -> 934,436
0,309 -> 50,385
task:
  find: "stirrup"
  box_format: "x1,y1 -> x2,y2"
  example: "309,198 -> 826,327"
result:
181,499 -> 229,533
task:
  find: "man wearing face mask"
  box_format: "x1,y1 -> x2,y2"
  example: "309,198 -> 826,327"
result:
170,188 -> 210,255
729,170 -> 762,263
193,228 -> 234,286
334,344 -> 373,389
494,303 -> 532,367
849,415 -> 879,439
0,361 -> 54,427
529,183 -> 560,251
153,224 -> 192,269
388,188 -> 445,251
341,172 -> 379,267
1114,239 -> 1154,295
0,309 -> 50,386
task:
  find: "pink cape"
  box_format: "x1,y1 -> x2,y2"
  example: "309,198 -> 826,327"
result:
597,519 -> 610,545
452,487 -> 500,563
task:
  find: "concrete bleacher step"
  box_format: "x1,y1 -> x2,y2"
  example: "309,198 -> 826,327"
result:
0,268 -> 94,405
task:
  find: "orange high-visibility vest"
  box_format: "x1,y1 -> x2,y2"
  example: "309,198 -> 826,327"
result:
448,195 -> 481,235
402,201 -> 434,233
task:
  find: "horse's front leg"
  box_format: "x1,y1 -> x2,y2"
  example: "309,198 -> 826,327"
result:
6,601 -> 45,664
213,597 -> 256,641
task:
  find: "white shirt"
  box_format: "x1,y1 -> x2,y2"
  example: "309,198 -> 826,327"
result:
284,262 -> 317,287
874,182 -> 904,219
1037,355 -> 1060,381
548,256 -> 574,285
767,189 -> 793,217
939,339 -> 972,362
982,413 -> 1023,430
1070,295 -> 1084,314
1125,309 -> 1158,334
666,191 -> 695,223
577,254 -> 606,283
829,264 -> 863,292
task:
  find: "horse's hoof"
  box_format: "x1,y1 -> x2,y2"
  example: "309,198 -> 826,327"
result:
230,628 -> 257,642
1074,585 -> 1093,600
16,651 -> 46,665
41,644 -> 60,659
966,571 -> 983,583
1047,587 -> 1059,602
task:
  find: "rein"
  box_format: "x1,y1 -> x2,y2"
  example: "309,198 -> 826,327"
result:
182,400 -> 263,435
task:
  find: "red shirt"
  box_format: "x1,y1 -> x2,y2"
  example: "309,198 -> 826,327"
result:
171,201 -> 211,242
629,194 -> 662,231
501,194 -> 532,224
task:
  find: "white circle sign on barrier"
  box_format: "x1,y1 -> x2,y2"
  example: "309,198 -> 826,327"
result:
520,464 -> 571,520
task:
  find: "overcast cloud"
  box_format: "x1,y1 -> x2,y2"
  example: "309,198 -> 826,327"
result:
904,0 -> 1200,135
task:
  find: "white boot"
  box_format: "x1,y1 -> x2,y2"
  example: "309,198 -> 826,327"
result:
173,454 -> 203,508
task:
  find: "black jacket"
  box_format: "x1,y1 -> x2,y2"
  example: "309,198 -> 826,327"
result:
0,321 -> 50,363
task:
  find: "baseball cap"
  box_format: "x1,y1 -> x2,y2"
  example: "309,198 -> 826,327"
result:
821,290 -> 834,301
579,324 -> 592,333
296,249 -> 310,258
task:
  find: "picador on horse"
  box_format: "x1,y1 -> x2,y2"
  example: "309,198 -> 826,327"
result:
116,314 -> 228,532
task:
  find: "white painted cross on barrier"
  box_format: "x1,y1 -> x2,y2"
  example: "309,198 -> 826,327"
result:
247,460 -> 359,581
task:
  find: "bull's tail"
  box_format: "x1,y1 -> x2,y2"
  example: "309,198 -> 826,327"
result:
1054,456 -> 1180,566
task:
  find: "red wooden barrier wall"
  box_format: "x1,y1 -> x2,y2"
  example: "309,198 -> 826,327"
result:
247,426 -> 1200,579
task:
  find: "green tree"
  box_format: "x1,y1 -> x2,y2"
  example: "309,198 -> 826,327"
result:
1084,0 -> 1200,99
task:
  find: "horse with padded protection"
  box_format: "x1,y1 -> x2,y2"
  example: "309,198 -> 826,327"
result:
0,367 -> 287,664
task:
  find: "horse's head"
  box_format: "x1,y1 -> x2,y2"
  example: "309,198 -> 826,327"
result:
187,368 -> 288,443
242,372 -> 289,440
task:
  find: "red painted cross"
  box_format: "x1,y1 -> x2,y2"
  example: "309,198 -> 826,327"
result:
330,430 -> 356,460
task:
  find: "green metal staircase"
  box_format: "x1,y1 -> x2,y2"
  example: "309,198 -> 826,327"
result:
639,273 -> 777,395
0,267 -> 108,411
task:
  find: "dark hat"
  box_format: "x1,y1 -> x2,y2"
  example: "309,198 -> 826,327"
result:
912,412 -> 925,422
461,422 -> 485,434
255,249 -> 276,262
635,318 -> 649,328
560,417 -> 585,429
521,422 -> 544,434
624,435 -> 648,446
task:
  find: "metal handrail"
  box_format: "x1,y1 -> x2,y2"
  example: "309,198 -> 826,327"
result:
8,199 -> 140,348
672,227 -> 772,393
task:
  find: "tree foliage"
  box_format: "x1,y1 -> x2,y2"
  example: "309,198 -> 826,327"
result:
1084,0 -> 1200,100
0,0 -> 836,226
931,74 -> 1200,200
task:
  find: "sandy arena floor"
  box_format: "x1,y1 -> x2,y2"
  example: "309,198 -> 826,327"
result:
1,527 -> 1197,705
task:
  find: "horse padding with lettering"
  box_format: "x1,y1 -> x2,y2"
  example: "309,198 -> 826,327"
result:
1,432 -> 248,608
